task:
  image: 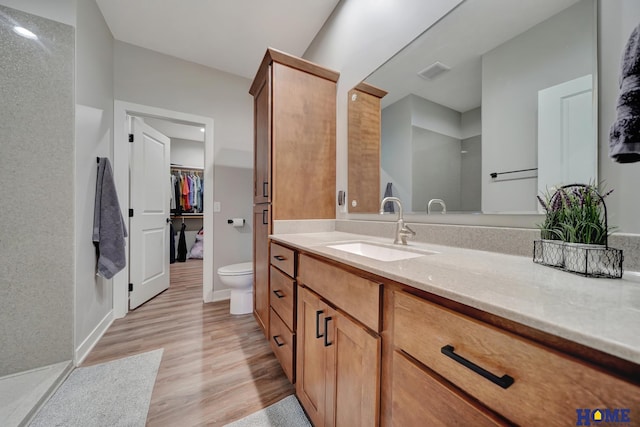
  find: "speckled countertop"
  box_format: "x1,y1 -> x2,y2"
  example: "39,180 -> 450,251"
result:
270,231 -> 640,365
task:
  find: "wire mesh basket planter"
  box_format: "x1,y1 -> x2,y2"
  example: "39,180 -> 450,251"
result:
533,184 -> 624,279
533,240 -> 623,278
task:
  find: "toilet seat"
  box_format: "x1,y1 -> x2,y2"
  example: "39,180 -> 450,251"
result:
217,262 -> 253,276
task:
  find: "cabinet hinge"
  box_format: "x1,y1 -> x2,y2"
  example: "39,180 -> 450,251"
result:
128,283 -> 133,292
128,134 -> 134,143
129,209 -> 134,218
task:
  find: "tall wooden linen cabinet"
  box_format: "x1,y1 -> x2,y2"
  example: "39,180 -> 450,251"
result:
249,48 -> 339,338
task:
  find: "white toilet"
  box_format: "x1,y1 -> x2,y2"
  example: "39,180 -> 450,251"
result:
217,262 -> 253,315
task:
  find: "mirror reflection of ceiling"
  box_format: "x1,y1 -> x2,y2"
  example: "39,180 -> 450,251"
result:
366,0 -> 582,113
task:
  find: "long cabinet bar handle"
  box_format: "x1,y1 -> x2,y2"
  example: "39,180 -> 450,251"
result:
262,209 -> 268,225
315,310 -> 324,339
263,181 -> 268,198
323,317 -> 333,347
441,345 -> 514,389
273,255 -> 286,261
273,289 -> 285,299
273,335 -> 285,347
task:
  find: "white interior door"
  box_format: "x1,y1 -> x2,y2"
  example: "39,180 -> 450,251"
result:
129,117 -> 171,309
537,74 -> 595,202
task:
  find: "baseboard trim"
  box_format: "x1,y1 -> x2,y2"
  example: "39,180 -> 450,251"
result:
74,310 -> 114,366
18,361 -> 73,427
212,289 -> 231,302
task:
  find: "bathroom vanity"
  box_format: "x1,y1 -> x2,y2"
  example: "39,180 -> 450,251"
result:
268,231 -> 640,426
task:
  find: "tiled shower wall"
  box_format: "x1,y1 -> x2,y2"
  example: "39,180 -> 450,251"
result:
0,5 -> 74,375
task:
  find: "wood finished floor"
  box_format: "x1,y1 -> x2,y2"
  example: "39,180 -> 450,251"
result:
83,259 -> 294,426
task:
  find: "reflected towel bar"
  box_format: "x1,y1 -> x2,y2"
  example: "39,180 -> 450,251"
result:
490,168 -> 537,179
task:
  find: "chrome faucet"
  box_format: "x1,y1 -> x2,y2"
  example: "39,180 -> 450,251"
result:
379,197 -> 416,245
428,198 -> 447,214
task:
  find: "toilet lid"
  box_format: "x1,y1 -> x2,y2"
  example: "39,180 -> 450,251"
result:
218,262 -> 253,276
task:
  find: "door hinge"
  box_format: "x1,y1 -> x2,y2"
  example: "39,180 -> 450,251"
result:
128,134 -> 134,143
128,283 -> 133,292
129,208 -> 134,217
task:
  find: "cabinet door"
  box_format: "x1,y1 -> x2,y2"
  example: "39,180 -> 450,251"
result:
253,66 -> 271,204
253,204 -> 270,337
271,62 -> 336,220
326,309 -> 381,427
296,287 -> 329,427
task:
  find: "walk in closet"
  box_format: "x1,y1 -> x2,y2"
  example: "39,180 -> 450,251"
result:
171,166 -> 204,263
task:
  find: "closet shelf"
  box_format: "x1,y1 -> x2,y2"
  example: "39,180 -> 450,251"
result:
172,214 -> 203,219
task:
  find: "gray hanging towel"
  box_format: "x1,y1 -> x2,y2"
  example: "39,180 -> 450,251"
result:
609,22 -> 640,163
384,182 -> 395,213
93,157 -> 128,279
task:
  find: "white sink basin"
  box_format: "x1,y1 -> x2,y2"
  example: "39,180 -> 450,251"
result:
327,242 -> 434,262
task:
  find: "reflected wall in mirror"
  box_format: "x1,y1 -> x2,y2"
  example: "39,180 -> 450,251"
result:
349,0 -> 597,214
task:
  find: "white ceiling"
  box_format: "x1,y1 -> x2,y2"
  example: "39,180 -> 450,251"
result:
95,0 -> 341,79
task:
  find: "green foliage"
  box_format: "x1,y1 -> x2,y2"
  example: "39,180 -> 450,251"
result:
536,184 -> 614,245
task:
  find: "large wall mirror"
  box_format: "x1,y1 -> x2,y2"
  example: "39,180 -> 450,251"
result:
348,0 -> 597,218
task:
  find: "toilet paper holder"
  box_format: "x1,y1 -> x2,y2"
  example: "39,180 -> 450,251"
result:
227,218 -> 245,226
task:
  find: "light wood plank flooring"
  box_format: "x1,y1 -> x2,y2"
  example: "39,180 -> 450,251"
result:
83,260 -> 294,426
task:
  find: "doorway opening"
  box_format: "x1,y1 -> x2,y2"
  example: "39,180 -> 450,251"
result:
113,101 -> 214,318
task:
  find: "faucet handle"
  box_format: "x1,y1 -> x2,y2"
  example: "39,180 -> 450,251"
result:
399,224 -> 416,245
403,224 -> 416,236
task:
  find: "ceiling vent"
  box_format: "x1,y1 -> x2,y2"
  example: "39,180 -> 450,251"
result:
418,61 -> 451,80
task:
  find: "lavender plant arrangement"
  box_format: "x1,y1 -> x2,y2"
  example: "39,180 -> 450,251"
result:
533,184 -> 623,278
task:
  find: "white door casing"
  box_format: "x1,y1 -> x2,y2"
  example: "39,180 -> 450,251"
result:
113,101 -> 214,318
129,117 -> 171,309
537,74 -> 596,204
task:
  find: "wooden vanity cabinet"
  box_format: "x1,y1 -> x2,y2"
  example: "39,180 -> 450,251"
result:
250,48 -> 339,337
269,242 -> 297,383
389,290 -> 640,426
278,249 -> 640,426
296,255 -> 381,427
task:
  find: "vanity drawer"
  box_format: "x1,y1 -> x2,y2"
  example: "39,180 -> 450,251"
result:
298,254 -> 380,332
270,242 -> 296,277
270,266 -> 295,330
269,307 -> 295,383
393,291 -> 640,426
391,350 -> 508,426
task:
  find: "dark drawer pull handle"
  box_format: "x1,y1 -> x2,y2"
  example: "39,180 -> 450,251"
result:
273,335 -> 285,347
263,181 -> 269,197
324,317 -> 333,347
274,255 -> 286,261
315,310 -> 324,339
262,209 -> 268,225
441,345 -> 514,389
273,289 -> 285,299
